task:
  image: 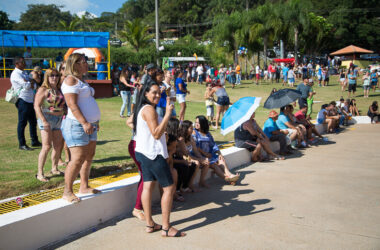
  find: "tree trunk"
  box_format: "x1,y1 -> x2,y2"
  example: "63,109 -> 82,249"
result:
263,36 -> 268,68
294,27 -> 298,65
257,52 -> 260,67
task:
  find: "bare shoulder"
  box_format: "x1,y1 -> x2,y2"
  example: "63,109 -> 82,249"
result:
141,105 -> 156,119
64,75 -> 78,86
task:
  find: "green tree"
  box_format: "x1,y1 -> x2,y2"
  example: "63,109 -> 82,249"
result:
120,18 -> 153,52
15,4 -> 72,31
209,11 -> 245,64
281,0 -> 311,64
58,19 -> 80,31
246,3 -> 281,67
0,11 -> 14,30
301,13 -> 333,55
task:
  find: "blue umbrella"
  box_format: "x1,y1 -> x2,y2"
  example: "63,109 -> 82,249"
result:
221,96 -> 261,135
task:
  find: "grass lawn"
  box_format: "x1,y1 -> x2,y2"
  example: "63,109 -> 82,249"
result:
0,75 -> 378,199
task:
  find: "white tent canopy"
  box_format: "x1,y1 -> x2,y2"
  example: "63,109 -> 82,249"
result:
168,57 -> 206,62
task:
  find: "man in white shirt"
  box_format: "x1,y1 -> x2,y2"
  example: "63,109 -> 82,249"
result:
11,56 -> 41,150
196,64 -> 204,84
255,65 -> 260,85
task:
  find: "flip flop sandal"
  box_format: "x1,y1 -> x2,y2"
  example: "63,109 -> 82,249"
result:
162,226 -> 186,237
146,223 -> 162,233
35,174 -> 49,182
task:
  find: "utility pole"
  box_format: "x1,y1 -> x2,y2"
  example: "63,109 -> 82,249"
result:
155,0 -> 160,65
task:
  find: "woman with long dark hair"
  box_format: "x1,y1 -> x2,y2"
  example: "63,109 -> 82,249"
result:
193,115 -> 240,186
119,67 -> 134,117
133,81 -> 186,237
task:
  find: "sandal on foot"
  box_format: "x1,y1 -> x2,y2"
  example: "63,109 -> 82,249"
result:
146,223 -> 162,233
174,194 -> 185,202
162,226 -> 186,237
35,174 -> 49,182
51,170 -> 64,176
62,195 -> 81,204
225,174 -> 239,183
132,209 -> 145,221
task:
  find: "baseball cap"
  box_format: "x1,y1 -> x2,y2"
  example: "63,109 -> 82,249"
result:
146,63 -> 156,71
269,110 -> 279,118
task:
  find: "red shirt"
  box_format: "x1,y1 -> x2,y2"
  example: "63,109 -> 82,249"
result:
295,110 -> 306,121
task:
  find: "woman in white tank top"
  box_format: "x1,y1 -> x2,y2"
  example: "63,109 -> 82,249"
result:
133,80 -> 186,237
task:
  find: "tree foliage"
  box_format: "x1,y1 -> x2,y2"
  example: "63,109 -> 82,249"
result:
120,18 -> 153,52
15,4 -> 72,31
0,11 -> 14,30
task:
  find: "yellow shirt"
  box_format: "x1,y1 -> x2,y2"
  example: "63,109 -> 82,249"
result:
236,65 -> 241,74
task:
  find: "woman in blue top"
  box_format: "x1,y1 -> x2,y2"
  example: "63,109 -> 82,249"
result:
193,115 -> 240,186
370,69 -> 378,93
175,70 -> 190,122
347,68 -> 357,98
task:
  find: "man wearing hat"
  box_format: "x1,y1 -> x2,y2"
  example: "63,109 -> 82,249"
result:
263,110 -> 291,155
141,63 -> 157,86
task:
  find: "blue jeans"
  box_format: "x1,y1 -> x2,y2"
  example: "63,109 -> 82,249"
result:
15,98 -> 38,146
120,91 -> 132,116
236,73 -> 241,84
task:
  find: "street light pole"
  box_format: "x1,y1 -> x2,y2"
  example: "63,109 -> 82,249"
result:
155,0 -> 159,65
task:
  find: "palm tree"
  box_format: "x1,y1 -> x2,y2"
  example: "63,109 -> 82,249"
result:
120,18 -> 153,52
58,19 -> 80,31
211,11 -> 244,65
282,0 -> 311,65
246,3 -> 281,67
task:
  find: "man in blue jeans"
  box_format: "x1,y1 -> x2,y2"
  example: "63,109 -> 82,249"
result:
10,56 -> 41,150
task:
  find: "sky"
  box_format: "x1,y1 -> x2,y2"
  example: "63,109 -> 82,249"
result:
0,0 -> 125,21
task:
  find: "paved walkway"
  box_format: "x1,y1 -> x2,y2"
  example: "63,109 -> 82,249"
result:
57,125 -> 380,250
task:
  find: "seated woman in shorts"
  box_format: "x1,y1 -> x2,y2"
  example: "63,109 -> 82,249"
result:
317,104 -> 334,133
176,120 -> 207,191
234,112 -> 284,161
193,115 -> 240,186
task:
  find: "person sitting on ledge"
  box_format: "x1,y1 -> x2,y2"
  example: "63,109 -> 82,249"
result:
263,110 -> 293,155
193,115 -> 240,186
276,106 -> 305,149
234,111 -> 284,161
316,104 -> 335,133
368,101 -> 380,124
294,105 -> 325,143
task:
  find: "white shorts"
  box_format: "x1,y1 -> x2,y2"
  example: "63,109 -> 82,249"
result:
284,128 -> 296,145
340,78 -> 346,82
206,105 -> 214,117
176,94 -> 186,104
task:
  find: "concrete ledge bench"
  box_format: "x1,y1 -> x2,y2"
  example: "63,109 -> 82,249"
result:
0,116 -> 373,249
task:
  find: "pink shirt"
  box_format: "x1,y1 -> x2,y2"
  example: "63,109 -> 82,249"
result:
295,110 -> 306,121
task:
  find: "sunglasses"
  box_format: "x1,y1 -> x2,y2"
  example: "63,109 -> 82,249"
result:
49,75 -> 59,77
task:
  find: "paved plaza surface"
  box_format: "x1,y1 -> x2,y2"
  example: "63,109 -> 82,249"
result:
56,124 -> 380,250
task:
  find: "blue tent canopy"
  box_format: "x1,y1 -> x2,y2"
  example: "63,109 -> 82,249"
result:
0,30 -> 109,48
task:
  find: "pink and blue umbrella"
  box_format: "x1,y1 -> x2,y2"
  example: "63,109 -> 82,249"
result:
221,96 -> 261,135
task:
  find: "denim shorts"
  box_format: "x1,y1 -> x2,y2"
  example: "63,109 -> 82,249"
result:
61,118 -> 98,148
135,152 -> 173,187
216,96 -> 230,106
37,113 -> 63,131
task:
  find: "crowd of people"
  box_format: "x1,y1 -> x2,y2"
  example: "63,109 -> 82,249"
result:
9,52 -> 379,237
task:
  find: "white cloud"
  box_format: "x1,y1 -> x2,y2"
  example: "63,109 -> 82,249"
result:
0,0 -> 91,21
